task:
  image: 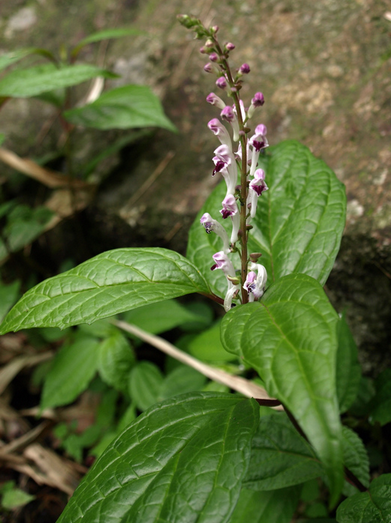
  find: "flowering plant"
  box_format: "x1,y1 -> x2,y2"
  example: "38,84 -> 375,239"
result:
1,15 -> 389,523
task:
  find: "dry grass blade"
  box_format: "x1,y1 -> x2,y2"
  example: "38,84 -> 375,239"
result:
0,351 -> 54,395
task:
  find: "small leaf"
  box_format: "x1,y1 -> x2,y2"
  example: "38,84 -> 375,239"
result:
368,369 -> 391,426
57,393 -> 259,523
336,474 -> 391,522
0,248 -> 210,333
1,487 -> 35,510
0,63 -> 118,98
41,335 -> 100,409
128,361 -> 164,411
221,274 -> 344,506
122,298 -> 203,335
186,320 -> 238,362
187,140 -> 346,297
341,426 -> 370,495
158,365 -> 206,401
244,412 -> 323,491
0,48 -> 56,73
98,331 -> 136,392
64,85 -> 177,132
0,280 -> 20,324
229,486 -> 301,523
71,28 -> 144,57
336,313 -> 361,413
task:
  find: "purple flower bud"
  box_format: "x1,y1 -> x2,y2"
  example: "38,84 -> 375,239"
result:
208,118 -> 232,148
252,92 -> 265,107
209,52 -> 219,62
200,46 -> 207,54
211,25 -> 219,33
206,92 -> 226,109
205,39 -> 214,48
204,63 -> 213,73
220,194 -> 238,219
239,63 -> 251,74
216,76 -> 227,89
221,106 -> 235,123
255,124 -> 267,136
226,42 -> 235,51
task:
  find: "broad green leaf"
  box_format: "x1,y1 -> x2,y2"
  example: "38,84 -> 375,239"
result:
0,280 -> 20,324
348,376 -> 375,417
336,313 -> 361,413
186,320 -> 238,362
159,365 -> 206,400
244,412 -> 323,491
122,298 -> 203,335
0,48 -> 55,73
41,335 -> 100,409
0,63 -> 118,98
368,369 -> 391,426
336,474 -> 391,523
341,426 -> 370,496
57,393 -> 259,523
229,486 -> 301,523
64,85 -> 177,132
187,140 -> 346,297
128,361 -> 163,411
0,248 -> 210,333
98,331 -> 136,392
221,273 -> 344,506
71,28 -> 144,57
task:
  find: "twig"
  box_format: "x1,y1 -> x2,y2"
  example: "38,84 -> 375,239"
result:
113,319 -> 282,408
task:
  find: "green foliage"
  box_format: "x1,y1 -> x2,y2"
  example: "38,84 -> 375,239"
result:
64,85 -> 177,132
336,313 -> 361,413
71,28 -> 144,57
0,63 -> 117,98
187,141 -> 346,296
57,394 -> 259,523
0,248 -> 209,332
221,273 -> 344,505
0,481 -> 35,510
336,474 -> 391,522
368,369 -> 391,426
98,331 -> 136,393
0,280 -> 20,324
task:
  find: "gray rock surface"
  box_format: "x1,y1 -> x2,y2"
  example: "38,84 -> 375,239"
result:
1,0 -> 390,374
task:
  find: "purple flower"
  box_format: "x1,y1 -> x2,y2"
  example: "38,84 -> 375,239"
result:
221,106 -> 235,123
200,213 -> 230,253
204,62 -> 220,74
239,63 -> 250,74
248,92 -> 265,118
216,76 -> 227,89
220,194 -> 240,244
211,251 -> 235,277
213,144 -> 237,194
248,169 -> 268,219
248,125 -> 269,177
243,263 -> 267,301
208,118 -> 232,148
209,52 -> 219,62
206,92 -> 226,109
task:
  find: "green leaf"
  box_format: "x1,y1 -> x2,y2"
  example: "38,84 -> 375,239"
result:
0,248 -> 210,333
244,412 -> 323,491
98,331 -> 136,392
221,273 -> 344,506
341,426 -> 370,493
186,320 -> 238,362
187,140 -> 346,297
0,63 -> 118,98
336,313 -> 361,413
122,298 -> 203,335
57,393 -> 259,523
229,486 -> 301,523
0,280 -> 20,324
368,369 -> 391,426
71,28 -> 144,57
0,48 -> 56,73
336,474 -> 391,522
41,335 -> 100,409
0,133 -> 4,146
128,361 -> 164,411
64,85 -> 177,132
1,486 -> 35,510
159,365 -> 206,401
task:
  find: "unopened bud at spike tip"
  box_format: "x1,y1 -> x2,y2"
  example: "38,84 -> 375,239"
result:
239,63 -> 251,74
226,42 -> 235,51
